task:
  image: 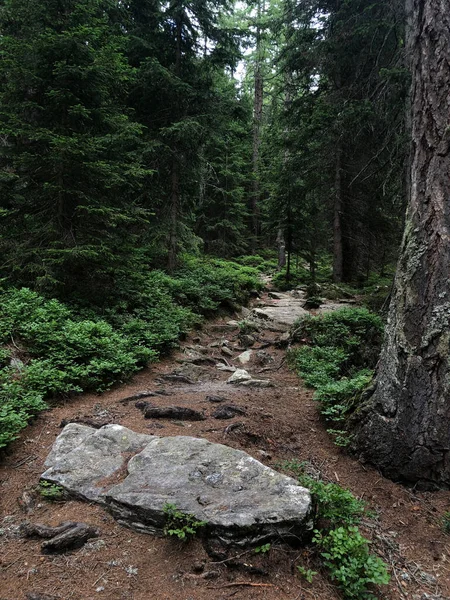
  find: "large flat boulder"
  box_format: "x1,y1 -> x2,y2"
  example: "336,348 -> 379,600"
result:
42,424 -> 311,546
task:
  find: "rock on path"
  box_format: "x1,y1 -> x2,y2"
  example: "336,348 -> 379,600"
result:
42,424 -> 311,546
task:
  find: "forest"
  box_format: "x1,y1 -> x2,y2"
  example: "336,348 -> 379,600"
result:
0,0 -> 449,599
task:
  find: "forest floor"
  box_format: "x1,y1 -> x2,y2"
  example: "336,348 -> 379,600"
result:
1,290 -> 449,600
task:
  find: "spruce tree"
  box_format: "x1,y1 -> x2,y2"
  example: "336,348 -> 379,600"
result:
0,0 -> 148,300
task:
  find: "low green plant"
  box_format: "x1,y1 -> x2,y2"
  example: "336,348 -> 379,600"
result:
163,503 -> 206,541
296,473 -> 365,527
38,480 -> 65,501
313,526 -> 390,598
290,308 -> 382,445
442,511 -> 450,534
293,308 -> 383,369
0,256 -> 261,450
282,461 -> 389,598
238,320 -> 260,335
297,565 -> 317,583
254,543 -> 271,554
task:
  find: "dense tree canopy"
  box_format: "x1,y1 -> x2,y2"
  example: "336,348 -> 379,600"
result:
0,0 -> 408,292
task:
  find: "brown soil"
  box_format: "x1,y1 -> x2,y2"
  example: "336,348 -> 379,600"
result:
1,292 -> 449,600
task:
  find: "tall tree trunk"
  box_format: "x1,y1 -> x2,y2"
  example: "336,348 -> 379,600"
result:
332,146 -> 343,282
168,13 -> 182,272
251,0 -> 263,251
276,228 -> 286,270
168,158 -> 180,272
353,0 -> 450,488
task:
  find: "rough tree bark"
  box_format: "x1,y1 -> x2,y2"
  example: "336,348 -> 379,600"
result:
353,0 -> 450,487
251,0 -> 264,252
332,146 -> 343,283
168,12 -> 183,272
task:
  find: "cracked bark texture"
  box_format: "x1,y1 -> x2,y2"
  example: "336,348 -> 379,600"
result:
354,0 -> 450,487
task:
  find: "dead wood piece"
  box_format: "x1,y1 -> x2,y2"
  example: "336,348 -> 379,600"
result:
119,391 -> 158,404
26,594 -> 59,600
161,374 -> 195,384
224,422 -> 245,435
188,357 -> 217,366
135,400 -> 153,411
212,405 -> 247,420
203,538 -> 228,561
20,521 -> 78,539
59,417 -> 110,429
143,406 -> 205,421
41,523 -> 99,553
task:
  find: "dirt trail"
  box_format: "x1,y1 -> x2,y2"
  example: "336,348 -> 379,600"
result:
1,291 -> 449,600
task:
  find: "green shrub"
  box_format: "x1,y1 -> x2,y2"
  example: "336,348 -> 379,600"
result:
443,511 -> 450,534
315,370 -> 373,423
289,346 -> 347,388
0,256 -> 260,450
293,308 -> 383,370
290,308 -> 382,444
163,503 -> 206,541
296,473 -> 365,527
38,480 -> 65,501
281,461 -> 389,599
313,526 -> 390,598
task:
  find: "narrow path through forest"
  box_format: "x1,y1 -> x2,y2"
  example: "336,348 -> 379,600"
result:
1,289 -> 449,600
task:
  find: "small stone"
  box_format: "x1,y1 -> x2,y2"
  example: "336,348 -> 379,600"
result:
192,561 -> 205,573
227,369 -> 252,384
239,334 -> 256,348
206,396 -> 227,403
216,364 -> 236,372
239,379 -> 273,388
256,350 -> 273,366
257,450 -> 272,459
96,586 -> 105,592
203,570 -> 220,580
237,350 -> 253,365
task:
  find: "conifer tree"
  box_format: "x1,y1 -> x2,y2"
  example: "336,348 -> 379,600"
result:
0,0 -> 149,300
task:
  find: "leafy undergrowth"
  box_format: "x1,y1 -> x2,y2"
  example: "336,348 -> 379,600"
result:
283,460 -> 390,599
0,255 -> 261,449
289,308 -> 383,446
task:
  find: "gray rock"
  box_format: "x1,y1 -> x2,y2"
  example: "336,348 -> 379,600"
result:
206,396 -> 227,403
227,369 -> 252,384
42,425 -> 311,546
239,334 -> 256,348
42,424 -> 153,502
256,351 -> 273,366
252,304 -> 308,327
239,379 -> 273,388
216,364 -> 236,372
237,350 -> 253,365
172,363 -> 213,382
226,320 -> 240,327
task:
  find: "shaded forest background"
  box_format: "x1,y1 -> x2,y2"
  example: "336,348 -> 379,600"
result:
0,0 -> 410,448
0,0 -> 408,296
